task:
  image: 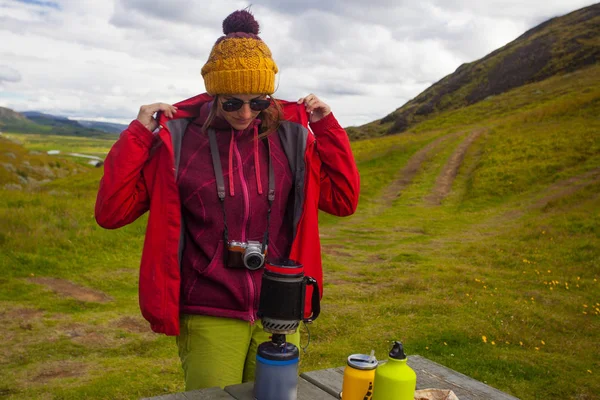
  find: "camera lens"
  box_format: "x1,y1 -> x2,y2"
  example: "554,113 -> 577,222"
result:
244,253 -> 264,270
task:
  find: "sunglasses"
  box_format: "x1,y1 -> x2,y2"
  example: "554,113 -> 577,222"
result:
220,97 -> 271,112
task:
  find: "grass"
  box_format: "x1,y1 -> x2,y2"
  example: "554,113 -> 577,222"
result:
2,133 -> 113,159
316,65 -> 600,400
0,65 -> 599,399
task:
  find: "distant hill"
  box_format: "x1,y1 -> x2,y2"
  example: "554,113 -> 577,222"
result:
21,112 -> 127,134
22,111 -> 77,124
349,3 -> 600,139
76,120 -> 128,134
0,107 -> 118,138
0,107 -> 50,135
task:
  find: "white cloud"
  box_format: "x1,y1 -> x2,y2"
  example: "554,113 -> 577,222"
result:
0,65 -> 22,83
0,0 -> 597,126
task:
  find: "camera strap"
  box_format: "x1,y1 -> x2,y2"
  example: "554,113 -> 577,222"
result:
208,128 -> 274,253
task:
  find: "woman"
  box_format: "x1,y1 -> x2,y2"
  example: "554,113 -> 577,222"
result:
95,9 -> 359,390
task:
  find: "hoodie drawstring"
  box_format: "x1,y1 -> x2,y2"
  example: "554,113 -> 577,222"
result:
254,125 -> 263,195
228,125 -> 263,197
228,128 -> 235,197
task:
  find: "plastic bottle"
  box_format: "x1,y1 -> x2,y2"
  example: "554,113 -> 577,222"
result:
372,341 -> 416,400
341,351 -> 378,400
254,337 -> 299,400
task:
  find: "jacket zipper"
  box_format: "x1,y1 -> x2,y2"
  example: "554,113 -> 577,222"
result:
233,135 -> 256,322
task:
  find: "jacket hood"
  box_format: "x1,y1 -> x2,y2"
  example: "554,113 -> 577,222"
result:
157,93 -> 212,127
157,92 -> 258,133
157,93 -> 311,133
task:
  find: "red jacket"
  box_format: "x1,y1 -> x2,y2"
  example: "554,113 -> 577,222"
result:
95,94 -> 360,336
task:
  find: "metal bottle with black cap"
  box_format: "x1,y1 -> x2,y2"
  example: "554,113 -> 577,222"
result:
372,341 -> 417,400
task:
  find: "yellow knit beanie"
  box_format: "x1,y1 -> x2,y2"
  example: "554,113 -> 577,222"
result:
201,10 -> 278,95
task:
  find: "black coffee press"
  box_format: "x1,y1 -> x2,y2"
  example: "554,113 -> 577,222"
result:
258,258 -> 320,333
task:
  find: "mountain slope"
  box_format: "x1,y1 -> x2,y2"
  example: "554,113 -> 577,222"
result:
76,120 -> 128,134
0,107 -> 118,138
350,3 -> 599,139
0,107 -> 50,134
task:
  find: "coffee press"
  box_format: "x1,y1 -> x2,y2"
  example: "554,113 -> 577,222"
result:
253,259 -> 321,400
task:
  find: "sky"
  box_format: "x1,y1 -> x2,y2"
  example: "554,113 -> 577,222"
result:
0,0 -> 597,128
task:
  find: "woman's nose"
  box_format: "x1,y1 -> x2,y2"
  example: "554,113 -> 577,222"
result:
239,103 -> 252,118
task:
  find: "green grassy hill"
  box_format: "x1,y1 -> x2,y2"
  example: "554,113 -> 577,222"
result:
0,65 -> 598,399
0,107 -> 50,135
317,64 -> 599,399
0,108 -> 118,139
348,3 -> 600,139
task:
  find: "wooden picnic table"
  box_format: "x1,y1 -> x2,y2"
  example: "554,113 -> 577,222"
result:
143,355 -> 520,400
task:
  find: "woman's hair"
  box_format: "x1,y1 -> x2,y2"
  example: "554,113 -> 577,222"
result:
202,95 -> 284,139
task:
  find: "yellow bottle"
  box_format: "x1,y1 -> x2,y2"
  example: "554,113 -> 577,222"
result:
372,341 -> 416,400
341,352 -> 378,400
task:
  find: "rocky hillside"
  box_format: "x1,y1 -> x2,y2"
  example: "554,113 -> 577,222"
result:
349,3 -> 599,139
0,107 -> 28,122
0,135 -> 85,191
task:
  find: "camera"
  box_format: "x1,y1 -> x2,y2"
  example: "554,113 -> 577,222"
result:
227,240 -> 267,270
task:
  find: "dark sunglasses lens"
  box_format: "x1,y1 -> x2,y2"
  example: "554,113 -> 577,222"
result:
222,99 -> 244,112
250,99 -> 271,111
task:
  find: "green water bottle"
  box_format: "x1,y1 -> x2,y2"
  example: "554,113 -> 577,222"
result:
372,341 -> 416,400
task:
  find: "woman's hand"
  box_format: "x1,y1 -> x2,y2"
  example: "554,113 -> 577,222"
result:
297,94 -> 331,123
136,103 -> 178,132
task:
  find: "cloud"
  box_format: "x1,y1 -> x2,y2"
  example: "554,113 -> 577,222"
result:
111,0 -> 245,27
0,65 -> 22,83
0,0 -> 597,127
15,0 -> 59,9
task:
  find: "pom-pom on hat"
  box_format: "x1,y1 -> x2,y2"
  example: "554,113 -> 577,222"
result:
201,10 -> 278,95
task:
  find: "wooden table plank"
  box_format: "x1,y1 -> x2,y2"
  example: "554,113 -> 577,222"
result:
141,393 -> 189,400
408,356 -> 520,400
141,387 -> 235,400
300,356 -> 520,400
223,382 -> 253,400
223,378 -> 338,399
300,366 -> 344,398
297,377 -> 339,400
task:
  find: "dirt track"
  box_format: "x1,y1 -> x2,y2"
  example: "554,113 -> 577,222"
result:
29,277 -> 113,303
426,129 -> 485,205
380,133 -> 460,207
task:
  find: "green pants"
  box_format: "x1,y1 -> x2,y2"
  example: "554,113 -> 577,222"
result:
176,314 -> 301,391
